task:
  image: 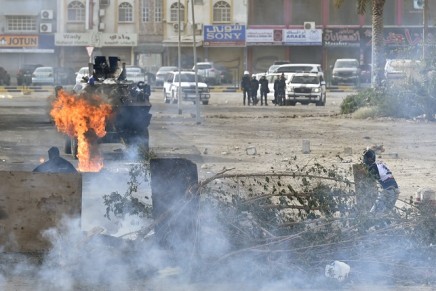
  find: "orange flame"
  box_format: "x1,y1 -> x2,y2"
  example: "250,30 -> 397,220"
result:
50,90 -> 112,172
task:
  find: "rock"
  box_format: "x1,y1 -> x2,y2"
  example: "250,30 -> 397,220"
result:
246,146 -> 257,155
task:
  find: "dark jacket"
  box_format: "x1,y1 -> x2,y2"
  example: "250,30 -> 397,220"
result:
241,75 -> 251,91
259,76 -> 269,91
250,78 -> 259,92
277,77 -> 286,94
33,147 -> 77,173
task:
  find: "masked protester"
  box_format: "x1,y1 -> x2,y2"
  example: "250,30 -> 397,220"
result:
363,149 -> 400,215
33,146 -> 77,173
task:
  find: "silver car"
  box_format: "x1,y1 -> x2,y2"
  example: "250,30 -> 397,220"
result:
31,67 -> 54,85
125,66 -> 146,83
155,66 -> 177,86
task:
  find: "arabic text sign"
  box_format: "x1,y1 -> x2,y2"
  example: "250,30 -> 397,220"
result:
246,29 -> 284,45
203,24 -> 245,47
55,33 -> 137,47
283,29 -> 322,46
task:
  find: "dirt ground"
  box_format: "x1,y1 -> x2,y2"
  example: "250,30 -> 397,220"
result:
149,91 -> 436,202
2,90 -> 436,290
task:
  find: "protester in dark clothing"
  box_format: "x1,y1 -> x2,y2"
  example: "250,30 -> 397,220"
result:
277,73 -> 287,106
33,146 -> 77,173
259,75 -> 269,106
273,77 -> 280,105
240,71 -> 251,105
250,75 -> 260,105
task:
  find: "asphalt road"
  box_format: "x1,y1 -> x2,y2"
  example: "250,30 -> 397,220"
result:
0,89 -> 353,172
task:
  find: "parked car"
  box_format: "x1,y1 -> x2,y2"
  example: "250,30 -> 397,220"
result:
125,66 -> 147,83
155,66 -> 177,86
0,67 -> 11,86
384,59 -> 422,81
215,64 -> 233,84
16,64 -> 42,85
163,71 -> 210,105
32,67 -> 76,85
193,62 -> 221,85
276,63 -> 324,79
286,72 -> 326,106
75,66 -> 90,84
359,64 -> 372,83
331,58 -> 360,86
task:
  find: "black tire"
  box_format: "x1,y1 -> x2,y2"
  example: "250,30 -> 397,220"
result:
316,94 -> 326,106
163,90 -> 170,103
288,101 -> 296,106
202,100 -> 209,105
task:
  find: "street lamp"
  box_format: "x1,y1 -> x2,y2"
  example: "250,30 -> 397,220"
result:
177,0 -> 182,115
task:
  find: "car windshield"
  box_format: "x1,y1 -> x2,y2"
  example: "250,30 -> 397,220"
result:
175,73 -> 198,82
126,68 -> 142,74
158,67 -> 177,74
335,61 -> 358,68
196,64 -> 213,70
277,66 -> 315,73
291,75 -> 320,84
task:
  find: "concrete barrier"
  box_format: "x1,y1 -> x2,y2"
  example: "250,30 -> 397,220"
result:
0,171 -> 82,253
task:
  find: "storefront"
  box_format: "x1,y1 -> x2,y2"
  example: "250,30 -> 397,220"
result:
54,32 -> 138,71
0,34 -> 56,79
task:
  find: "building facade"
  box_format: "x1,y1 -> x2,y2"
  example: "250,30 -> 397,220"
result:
0,0 -> 434,84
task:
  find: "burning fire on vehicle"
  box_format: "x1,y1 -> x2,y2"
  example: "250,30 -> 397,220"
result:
50,89 -> 112,172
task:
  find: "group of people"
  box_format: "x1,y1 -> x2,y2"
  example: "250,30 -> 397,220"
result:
240,71 -> 287,106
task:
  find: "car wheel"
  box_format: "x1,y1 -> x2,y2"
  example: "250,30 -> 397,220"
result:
163,90 -> 169,103
202,100 -> 209,105
289,101 -> 296,106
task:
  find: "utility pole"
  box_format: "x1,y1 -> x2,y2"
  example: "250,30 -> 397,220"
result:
177,0 -> 182,115
422,0 -> 428,60
191,0 -> 201,124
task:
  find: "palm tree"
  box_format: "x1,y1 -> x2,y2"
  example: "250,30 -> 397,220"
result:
334,0 -> 386,88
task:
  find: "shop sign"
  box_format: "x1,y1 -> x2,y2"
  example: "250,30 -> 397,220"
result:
203,24 -> 245,47
55,33 -> 137,47
246,29 -> 283,45
362,27 -> 436,47
323,28 -> 361,47
0,35 -> 38,48
283,29 -> 322,46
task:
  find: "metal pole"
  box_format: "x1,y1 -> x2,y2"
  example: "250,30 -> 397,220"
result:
191,0 -> 200,124
177,0 -> 182,115
422,0 -> 428,60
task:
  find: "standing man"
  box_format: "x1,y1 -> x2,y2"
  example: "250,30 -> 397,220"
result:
250,75 -> 260,105
259,75 -> 269,106
277,73 -> 287,106
240,71 -> 251,106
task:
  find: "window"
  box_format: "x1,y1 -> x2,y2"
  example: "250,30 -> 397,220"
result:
7,16 -> 37,32
142,0 -> 150,22
119,2 -> 133,22
67,1 -> 85,22
155,1 -> 162,22
213,1 -> 231,23
170,2 -> 185,22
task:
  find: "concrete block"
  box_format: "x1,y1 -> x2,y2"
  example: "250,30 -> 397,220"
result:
0,171 -> 82,253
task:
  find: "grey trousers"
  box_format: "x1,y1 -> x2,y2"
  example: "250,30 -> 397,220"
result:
370,187 -> 400,214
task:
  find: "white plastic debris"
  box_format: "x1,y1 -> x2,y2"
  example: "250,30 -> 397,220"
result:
325,260 -> 350,282
246,146 -> 257,155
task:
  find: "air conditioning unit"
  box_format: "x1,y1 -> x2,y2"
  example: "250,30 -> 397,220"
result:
100,0 -> 110,6
304,22 -> 315,30
98,22 -> 105,31
41,10 -> 54,20
414,0 -> 424,9
40,23 -> 52,33
173,23 -> 184,32
193,23 -> 203,31
99,9 -> 105,17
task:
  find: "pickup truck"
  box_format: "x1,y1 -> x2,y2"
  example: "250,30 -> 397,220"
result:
163,71 -> 210,105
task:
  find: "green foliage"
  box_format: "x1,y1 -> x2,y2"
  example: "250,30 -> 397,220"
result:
103,160 -> 152,220
340,74 -> 436,120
